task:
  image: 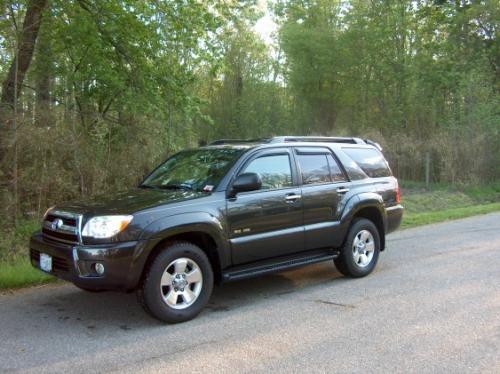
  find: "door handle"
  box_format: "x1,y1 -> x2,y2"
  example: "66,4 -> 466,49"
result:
336,187 -> 350,194
285,194 -> 302,202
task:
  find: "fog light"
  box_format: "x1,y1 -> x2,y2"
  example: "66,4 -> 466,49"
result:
94,262 -> 105,275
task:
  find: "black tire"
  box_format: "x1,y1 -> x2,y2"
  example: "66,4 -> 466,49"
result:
334,218 -> 381,278
137,241 -> 214,323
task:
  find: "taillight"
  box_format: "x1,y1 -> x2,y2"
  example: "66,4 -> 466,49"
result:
396,180 -> 401,203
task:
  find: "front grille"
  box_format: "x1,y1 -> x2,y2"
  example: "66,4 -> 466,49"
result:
46,214 -> 77,226
30,249 -> 70,272
42,210 -> 82,244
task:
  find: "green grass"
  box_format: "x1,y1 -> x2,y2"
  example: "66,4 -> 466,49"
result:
0,258 -> 56,290
400,180 -> 500,228
401,202 -> 500,228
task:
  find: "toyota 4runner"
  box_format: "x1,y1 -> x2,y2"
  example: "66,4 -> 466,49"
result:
30,136 -> 403,323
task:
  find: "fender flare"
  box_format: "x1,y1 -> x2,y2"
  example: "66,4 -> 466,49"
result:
138,211 -> 231,270
339,192 -> 387,248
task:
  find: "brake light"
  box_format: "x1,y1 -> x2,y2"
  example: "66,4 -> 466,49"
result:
396,181 -> 401,203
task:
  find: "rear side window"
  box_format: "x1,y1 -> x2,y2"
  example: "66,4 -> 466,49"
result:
342,147 -> 392,178
296,154 -> 331,184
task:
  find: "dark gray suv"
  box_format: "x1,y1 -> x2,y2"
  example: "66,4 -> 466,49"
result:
30,136 -> 403,323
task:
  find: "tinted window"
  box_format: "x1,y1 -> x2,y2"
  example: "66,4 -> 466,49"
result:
326,154 -> 347,182
141,148 -> 244,191
297,154 -> 331,184
342,148 -> 392,178
243,154 -> 292,189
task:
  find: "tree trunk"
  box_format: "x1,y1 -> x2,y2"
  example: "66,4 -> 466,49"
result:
0,0 -> 49,110
34,11 -> 53,127
0,0 -> 48,223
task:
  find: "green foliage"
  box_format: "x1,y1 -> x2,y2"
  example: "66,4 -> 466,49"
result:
0,0 -> 498,231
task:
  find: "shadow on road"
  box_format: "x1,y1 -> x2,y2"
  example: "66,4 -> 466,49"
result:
21,262 -> 344,330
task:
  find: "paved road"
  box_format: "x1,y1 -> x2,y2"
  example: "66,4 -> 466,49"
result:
1,213 -> 500,373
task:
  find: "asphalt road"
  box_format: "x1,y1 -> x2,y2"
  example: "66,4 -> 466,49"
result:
1,213 -> 500,373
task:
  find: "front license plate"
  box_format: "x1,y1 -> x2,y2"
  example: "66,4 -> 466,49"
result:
40,253 -> 52,272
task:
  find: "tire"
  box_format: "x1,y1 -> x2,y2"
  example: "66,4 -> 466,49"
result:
137,241 -> 214,323
334,218 -> 381,278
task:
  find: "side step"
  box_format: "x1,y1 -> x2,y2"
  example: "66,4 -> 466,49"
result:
222,250 -> 339,282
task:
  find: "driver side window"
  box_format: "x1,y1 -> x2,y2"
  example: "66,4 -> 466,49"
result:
242,154 -> 292,190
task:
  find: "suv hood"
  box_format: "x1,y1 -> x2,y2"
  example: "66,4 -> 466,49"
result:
58,188 -> 209,216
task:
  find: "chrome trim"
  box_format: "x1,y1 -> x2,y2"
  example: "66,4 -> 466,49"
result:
72,248 -> 82,275
42,232 -> 79,245
49,210 -> 80,219
77,215 -> 83,244
42,210 -> 83,245
42,221 -> 78,234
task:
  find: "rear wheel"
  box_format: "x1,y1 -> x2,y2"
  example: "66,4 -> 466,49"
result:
334,218 -> 380,278
137,241 -> 213,323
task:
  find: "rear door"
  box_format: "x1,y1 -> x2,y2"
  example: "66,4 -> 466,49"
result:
295,147 -> 350,250
227,148 -> 304,264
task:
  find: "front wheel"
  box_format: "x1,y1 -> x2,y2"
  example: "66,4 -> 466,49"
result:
138,241 -> 214,323
334,218 -> 381,278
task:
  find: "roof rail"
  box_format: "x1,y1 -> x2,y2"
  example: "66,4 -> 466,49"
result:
208,136 -> 382,150
209,138 -> 270,146
269,136 -> 366,145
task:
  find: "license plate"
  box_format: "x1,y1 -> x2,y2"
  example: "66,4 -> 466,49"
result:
40,253 -> 52,272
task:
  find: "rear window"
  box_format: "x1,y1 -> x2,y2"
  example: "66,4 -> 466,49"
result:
342,147 -> 392,178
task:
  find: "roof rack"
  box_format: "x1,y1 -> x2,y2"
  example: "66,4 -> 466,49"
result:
208,138 -> 270,146
208,136 -> 382,151
269,136 -> 365,145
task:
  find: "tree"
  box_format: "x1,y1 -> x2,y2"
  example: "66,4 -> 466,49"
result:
0,0 -> 48,222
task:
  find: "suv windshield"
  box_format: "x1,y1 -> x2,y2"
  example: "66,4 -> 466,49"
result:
140,148 -> 244,192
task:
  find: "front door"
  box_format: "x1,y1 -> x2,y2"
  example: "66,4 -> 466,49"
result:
227,149 -> 304,264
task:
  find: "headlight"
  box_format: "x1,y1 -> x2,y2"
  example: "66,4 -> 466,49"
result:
82,215 -> 133,238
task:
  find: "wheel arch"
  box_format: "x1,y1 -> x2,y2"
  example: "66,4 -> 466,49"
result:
341,193 -> 387,250
141,231 -> 223,285
136,212 -> 230,287
352,207 -> 385,250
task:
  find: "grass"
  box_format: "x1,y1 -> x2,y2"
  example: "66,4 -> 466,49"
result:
0,181 -> 499,290
0,219 -> 57,290
400,180 -> 500,228
0,258 -> 56,290
401,202 -> 500,228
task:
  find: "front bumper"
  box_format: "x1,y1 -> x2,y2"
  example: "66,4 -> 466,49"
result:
29,232 -> 146,291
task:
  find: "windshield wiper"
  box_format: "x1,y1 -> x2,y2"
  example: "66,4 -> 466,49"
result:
157,183 -> 194,191
138,184 -> 155,189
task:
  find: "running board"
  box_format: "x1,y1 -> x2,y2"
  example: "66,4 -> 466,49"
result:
222,250 -> 339,282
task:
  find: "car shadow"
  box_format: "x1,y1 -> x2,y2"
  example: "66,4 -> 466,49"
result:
31,262 -> 344,330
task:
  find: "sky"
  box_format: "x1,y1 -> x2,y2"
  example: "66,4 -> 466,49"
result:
254,0 -> 277,45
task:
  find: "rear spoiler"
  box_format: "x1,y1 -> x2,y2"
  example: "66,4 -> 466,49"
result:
364,139 -> 382,152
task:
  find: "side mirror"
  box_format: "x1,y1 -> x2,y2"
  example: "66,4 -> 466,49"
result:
230,172 -> 262,196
